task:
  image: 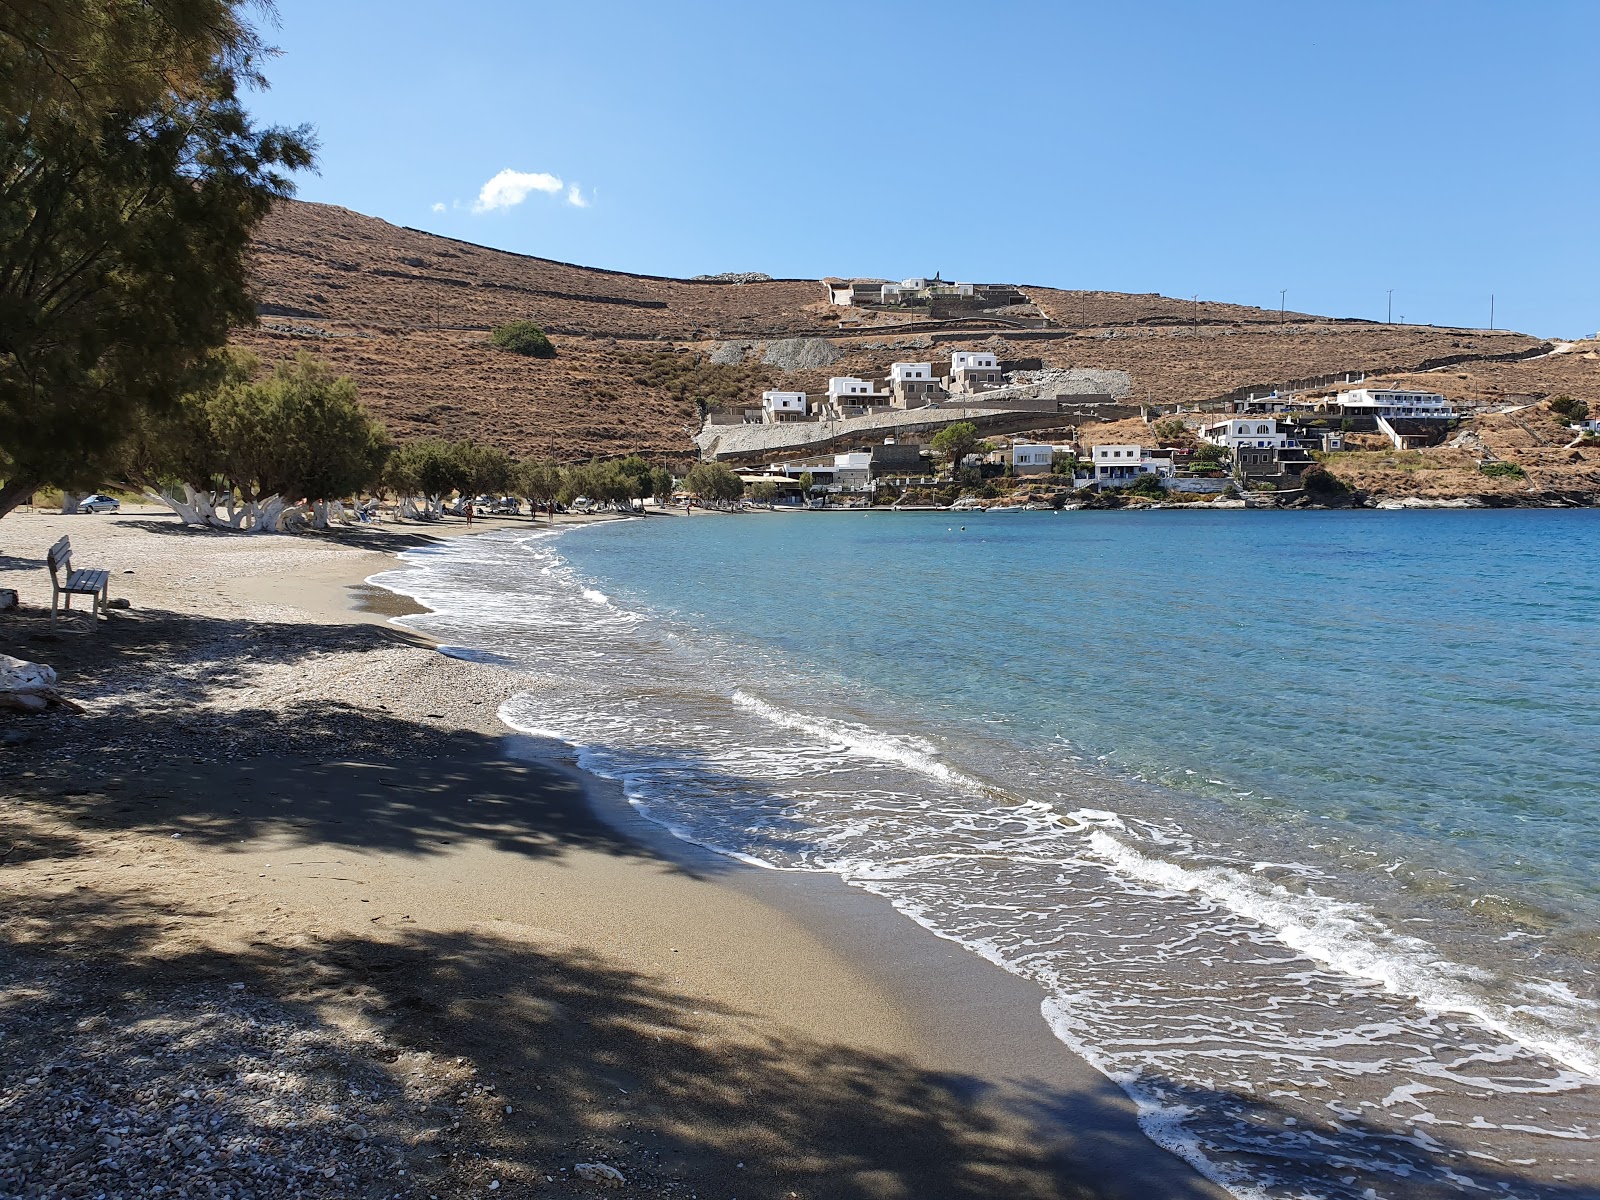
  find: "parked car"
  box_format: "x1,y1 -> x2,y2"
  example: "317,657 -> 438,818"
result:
79,494 -> 120,514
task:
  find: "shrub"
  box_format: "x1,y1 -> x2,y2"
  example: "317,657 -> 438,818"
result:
1479,461 -> 1526,479
1151,418 -> 1192,445
1300,464 -> 1348,495
1549,394 -> 1590,422
490,322 -> 556,358
1127,472 -> 1167,499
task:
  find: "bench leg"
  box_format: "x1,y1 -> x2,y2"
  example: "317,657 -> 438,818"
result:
51,590 -> 58,624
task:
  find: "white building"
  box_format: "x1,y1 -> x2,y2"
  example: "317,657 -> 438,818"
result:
888,362 -> 943,409
1091,444 -> 1174,485
1336,388 -> 1455,419
993,438 -> 1072,475
949,350 -> 1003,393
827,376 -> 877,403
760,390 -> 811,423
1200,417 -> 1293,450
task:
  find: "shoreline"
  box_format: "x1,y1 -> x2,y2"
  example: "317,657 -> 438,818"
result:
0,506 -> 1226,1199
366,519 -> 1233,1198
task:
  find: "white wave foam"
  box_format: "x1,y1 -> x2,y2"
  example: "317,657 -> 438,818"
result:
1085,830 -> 1600,1080
732,689 -> 995,795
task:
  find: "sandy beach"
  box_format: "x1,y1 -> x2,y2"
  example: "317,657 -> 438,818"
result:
0,506 -> 1225,1200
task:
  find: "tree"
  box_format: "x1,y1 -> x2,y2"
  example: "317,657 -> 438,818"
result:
682,462 -> 743,506
648,466 -> 675,504
456,442 -> 514,497
749,481 -> 777,504
385,439 -> 461,520
1549,394 -> 1590,423
135,353 -> 388,530
490,322 -> 556,358
797,471 -> 815,494
0,0 -> 316,520
1191,442 -> 1227,466
930,423 -> 988,477
514,459 -> 562,521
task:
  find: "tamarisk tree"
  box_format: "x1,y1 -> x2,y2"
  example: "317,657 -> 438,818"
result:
0,0 -> 315,520
134,352 -> 389,531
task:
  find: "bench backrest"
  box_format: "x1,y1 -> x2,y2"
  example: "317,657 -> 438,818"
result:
47,536 -> 71,581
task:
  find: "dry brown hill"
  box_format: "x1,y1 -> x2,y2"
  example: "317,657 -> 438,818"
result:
236,202 -> 1600,469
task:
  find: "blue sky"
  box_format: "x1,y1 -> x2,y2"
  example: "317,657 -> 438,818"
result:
248,1 -> 1600,338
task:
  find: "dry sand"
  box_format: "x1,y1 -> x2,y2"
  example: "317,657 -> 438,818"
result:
0,506 -> 1225,1199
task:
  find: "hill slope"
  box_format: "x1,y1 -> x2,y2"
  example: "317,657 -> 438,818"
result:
236,202 -> 1597,470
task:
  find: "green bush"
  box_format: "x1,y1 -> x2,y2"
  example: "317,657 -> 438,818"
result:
1549,394 -> 1590,422
1479,461 -> 1526,479
490,321 -> 556,358
1300,464 -> 1348,495
1127,472 -> 1167,499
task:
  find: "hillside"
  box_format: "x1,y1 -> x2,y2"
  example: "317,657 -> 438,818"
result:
236,202 -> 1600,483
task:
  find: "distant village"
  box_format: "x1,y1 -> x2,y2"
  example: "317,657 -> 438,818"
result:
711,360 -> 1461,506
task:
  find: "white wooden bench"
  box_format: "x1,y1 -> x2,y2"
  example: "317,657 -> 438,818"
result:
46,535 -> 110,626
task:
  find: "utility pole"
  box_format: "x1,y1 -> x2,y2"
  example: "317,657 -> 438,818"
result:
1386,289 -> 1393,325
1192,294 -> 1199,333
1490,294 -> 1495,331
1279,289 -> 1287,324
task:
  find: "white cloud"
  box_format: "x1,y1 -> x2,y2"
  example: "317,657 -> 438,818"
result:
565,183 -> 589,208
431,202 -> 446,214
472,169 -> 564,214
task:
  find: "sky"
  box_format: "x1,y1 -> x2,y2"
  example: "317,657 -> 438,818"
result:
245,0 -> 1600,338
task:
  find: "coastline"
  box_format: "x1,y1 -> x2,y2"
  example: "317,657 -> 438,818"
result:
0,507 -> 1225,1200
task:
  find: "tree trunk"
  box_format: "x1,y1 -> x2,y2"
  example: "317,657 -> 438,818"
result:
60,494 -> 82,514
0,477 -> 39,522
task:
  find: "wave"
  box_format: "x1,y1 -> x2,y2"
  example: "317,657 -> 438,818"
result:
1085,830 -> 1600,1080
378,525 -> 1600,1198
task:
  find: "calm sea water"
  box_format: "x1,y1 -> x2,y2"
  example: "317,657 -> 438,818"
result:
377,510 -> 1600,1200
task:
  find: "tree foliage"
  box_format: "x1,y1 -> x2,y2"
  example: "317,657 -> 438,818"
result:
129,351 -> 388,530
513,459 -> 562,517
1299,464 -> 1348,496
682,462 -> 743,504
490,321 -> 555,358
0,0 -> 316,519
930,422 -> 988,475
1549,394 -> 1590,423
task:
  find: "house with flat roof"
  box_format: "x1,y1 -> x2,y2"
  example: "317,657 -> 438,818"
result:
948,351 -> 1003,394
1200,417 -> 1293,450
760,390 -> 812,423
888,363 -> 945,409
1336,388 -> 1455,420
824,376 -> 892,418
1091,444 -> 1174,486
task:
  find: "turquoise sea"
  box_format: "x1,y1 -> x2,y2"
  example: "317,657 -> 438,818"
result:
378,509 -> 1600,1200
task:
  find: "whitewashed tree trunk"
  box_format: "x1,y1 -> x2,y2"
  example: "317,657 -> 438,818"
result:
310,500 -> 331,529
60,494 -> 82,514
251,495 -> 287,533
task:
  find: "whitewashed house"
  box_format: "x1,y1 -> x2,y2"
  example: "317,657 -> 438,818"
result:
948,351 -> 1003,394
1200,417 -> 1293,450
824,376 -> 890,416
760,390 -> 811,423
888,363 -> 944,409
1091,444 -> 1174,485
1336,388 -> 1455,419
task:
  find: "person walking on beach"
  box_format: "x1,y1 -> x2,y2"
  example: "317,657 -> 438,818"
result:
464,501 -> 474,526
